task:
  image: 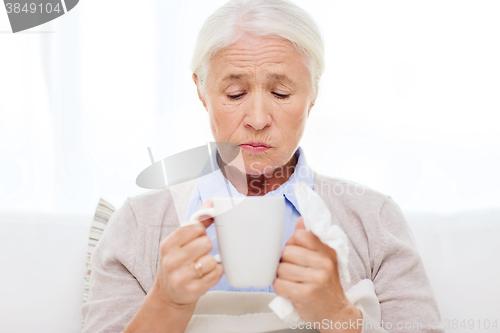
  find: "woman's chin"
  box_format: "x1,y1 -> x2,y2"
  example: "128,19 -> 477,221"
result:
243,163 -> 277,177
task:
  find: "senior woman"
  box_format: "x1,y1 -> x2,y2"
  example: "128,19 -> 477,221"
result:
81,0 -> 443,332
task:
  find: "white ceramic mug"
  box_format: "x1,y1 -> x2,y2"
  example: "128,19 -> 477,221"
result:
189,196 -> 285,288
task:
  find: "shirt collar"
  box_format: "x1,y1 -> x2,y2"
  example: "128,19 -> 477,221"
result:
196,146 -> 314,213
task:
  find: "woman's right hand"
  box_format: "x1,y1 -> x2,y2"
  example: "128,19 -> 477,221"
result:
150,199 -> 224,310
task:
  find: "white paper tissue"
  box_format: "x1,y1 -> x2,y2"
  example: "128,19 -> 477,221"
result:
268,181 -> 351,323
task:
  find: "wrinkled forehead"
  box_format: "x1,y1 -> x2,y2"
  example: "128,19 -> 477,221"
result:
207,35 -> 311,84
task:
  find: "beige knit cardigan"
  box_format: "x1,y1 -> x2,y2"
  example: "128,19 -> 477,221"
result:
81,171 -> 443,333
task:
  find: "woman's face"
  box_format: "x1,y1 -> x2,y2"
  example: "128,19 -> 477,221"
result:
194,34 -> 315,176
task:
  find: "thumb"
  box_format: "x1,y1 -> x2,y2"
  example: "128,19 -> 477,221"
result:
295,216 -> 306,231
284,217 -> 306,247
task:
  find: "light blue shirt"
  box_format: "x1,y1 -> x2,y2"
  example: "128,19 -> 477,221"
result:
184,146 -> 314,292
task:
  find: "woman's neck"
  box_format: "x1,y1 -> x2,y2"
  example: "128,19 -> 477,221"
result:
217,153 -> 297,196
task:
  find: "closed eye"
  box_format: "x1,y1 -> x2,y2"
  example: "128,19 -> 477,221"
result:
273,92 -> 290,99
227,92 -> 290,100
228,93 -> 245,100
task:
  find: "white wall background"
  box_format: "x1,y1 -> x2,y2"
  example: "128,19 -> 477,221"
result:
0,0 -> 499,215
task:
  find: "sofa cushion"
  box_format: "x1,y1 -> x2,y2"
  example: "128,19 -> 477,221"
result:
82,198 -> 115,328
405,209 -> 500,329
83,198 -> 115,304
0,211 -> 92,333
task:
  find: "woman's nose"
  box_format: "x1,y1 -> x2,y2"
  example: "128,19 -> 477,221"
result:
244,92 -> 272,130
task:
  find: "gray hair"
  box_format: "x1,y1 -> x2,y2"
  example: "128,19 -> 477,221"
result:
191,0 -> 325,101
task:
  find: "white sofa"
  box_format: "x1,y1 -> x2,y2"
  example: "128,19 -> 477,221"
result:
0,208 -> 499,333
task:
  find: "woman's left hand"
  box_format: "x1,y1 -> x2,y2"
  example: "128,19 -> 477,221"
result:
273,217 -> 362,332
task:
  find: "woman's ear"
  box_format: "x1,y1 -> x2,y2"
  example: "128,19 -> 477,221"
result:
192,74 -> 207,110
307,100 -> 315,117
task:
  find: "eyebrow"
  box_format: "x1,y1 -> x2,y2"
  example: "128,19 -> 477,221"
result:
221,72 -> 294,84
221,73 -> 250,81
267,73 -> 292,82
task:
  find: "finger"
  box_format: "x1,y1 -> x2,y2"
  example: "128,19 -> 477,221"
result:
285,233 -> 296,247
170,200 -> 214,248
160,237 -> 212,273
200,261 -> 224,283
295,216 -> 306,231
191,260 -> 224,289
285,217 -> 306,247
281,244 -> 328,269
291,229 -> 323,251
277,262 -> 319,283
273,277 -> 302,301
179,235 -> 213,263
162,222 -> 207,249
186,254 -> 219,280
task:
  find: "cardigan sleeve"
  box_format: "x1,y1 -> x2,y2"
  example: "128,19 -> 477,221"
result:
81,198 -> 146,332
359,197 -> 444,333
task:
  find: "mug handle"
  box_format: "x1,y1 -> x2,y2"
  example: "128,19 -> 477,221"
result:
187,207 -> 216,225
187,208 -> 222,264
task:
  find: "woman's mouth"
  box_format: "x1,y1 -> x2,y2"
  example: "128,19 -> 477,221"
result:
239,142 -> 271,153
